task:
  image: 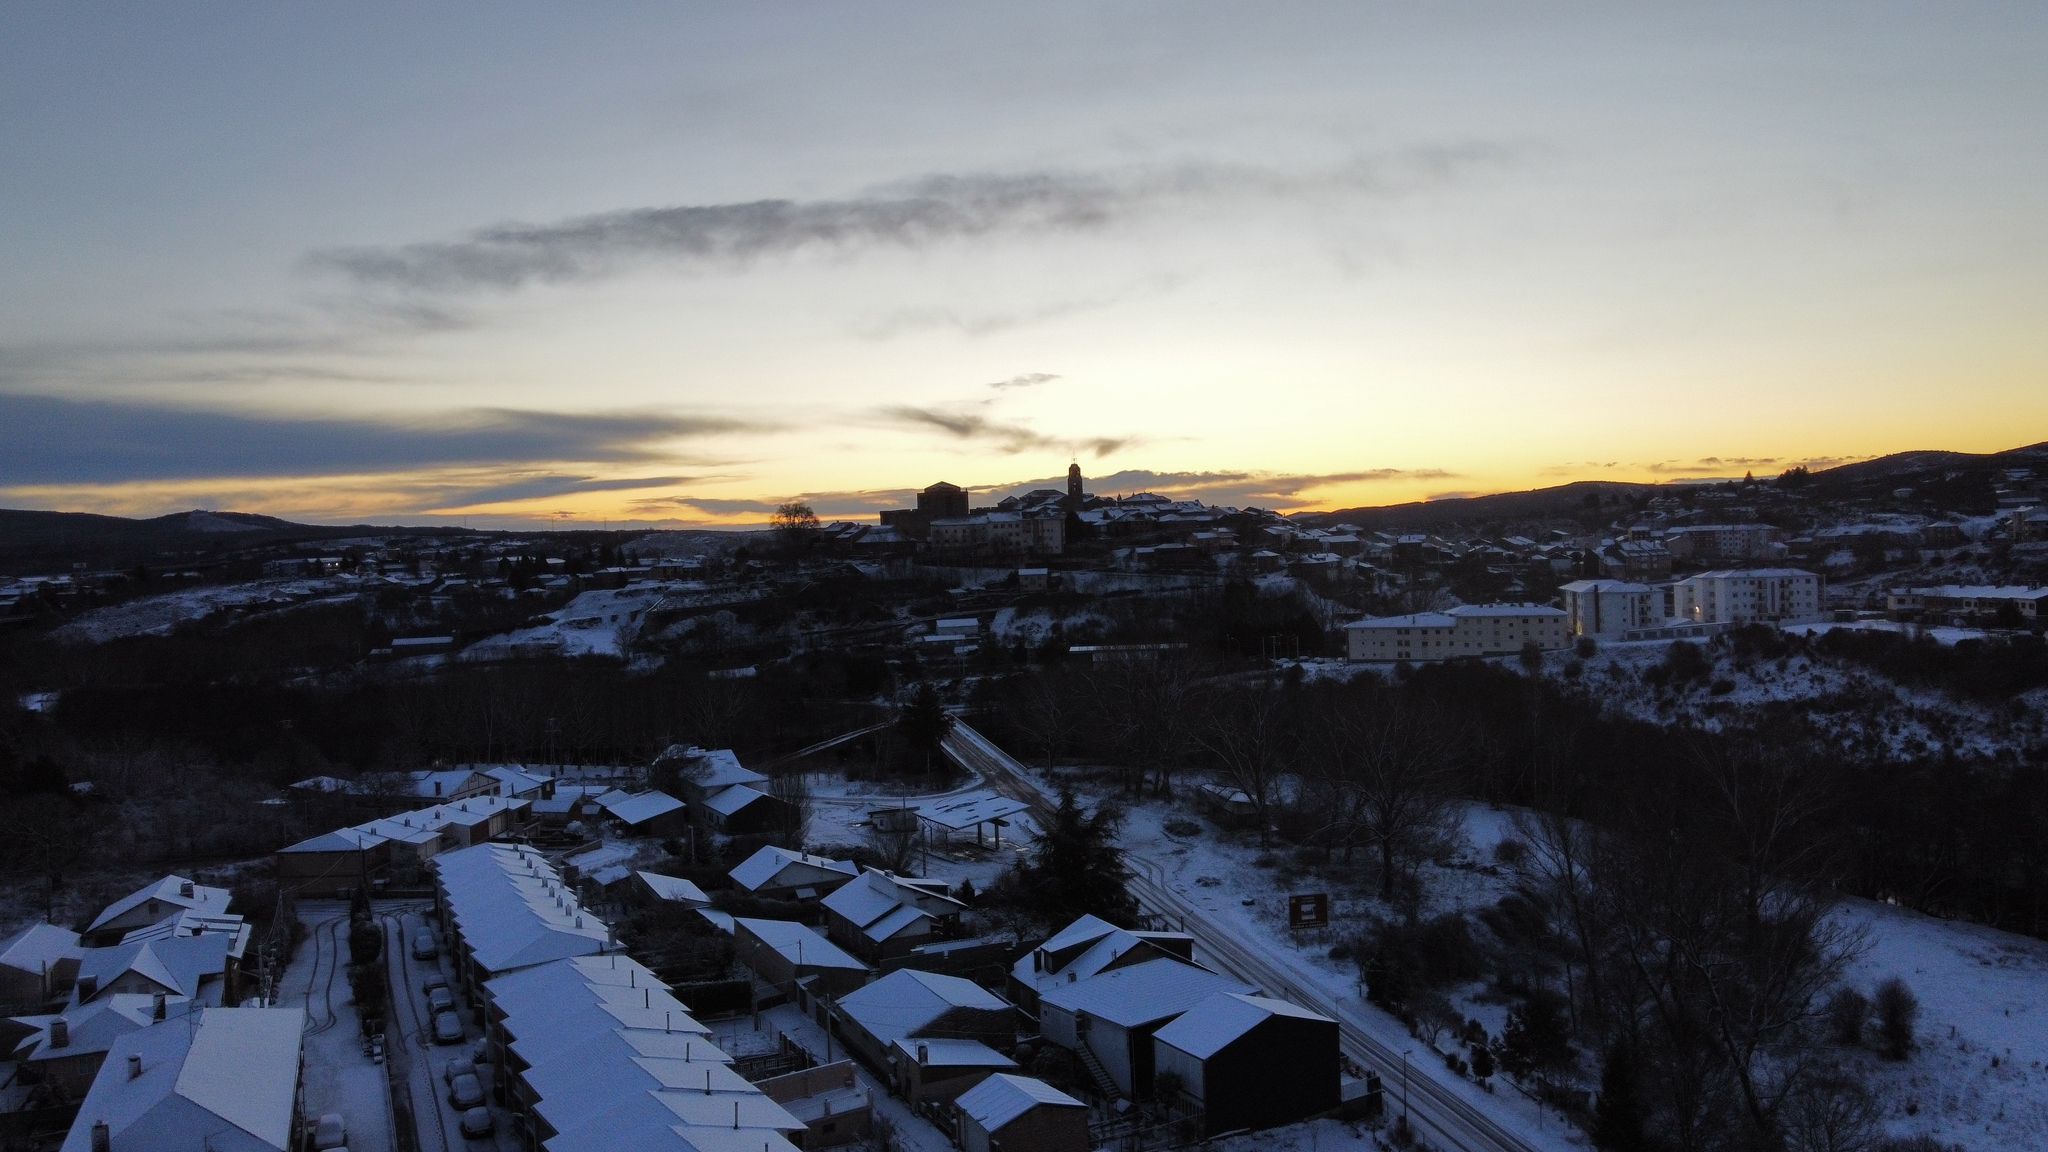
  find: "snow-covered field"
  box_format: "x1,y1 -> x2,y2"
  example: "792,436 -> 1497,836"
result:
1084,772 -> 2048,1152
462,585 -> 669,659
1550,634 -> 2046,761
1834,898 -> 2048,1150
53,577 -> 362,643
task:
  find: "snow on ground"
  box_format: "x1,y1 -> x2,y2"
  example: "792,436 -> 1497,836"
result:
278,901 -> 397,1152
1552,633 -> 2041,760
1210,1117 -> 1379,1150
987,604 -> 1112,646
53,577 -> 361,643
711,1003 -> 959,1152
1833,897 -> 2048,1151
1102,771 -> 2048,1152
462,585 -> 668,659
802,767 -> 1037,891
1086,782 -> 1582,1151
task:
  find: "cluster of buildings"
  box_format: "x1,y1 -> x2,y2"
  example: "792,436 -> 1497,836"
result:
2,876 -> 293,1149
1344,568 -> 1829,661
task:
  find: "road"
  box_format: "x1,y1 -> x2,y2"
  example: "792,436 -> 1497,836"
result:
383,908 -> 518,1152
946,719 -> 1566,1152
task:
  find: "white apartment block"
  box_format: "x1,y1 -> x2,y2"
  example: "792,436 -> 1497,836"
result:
928,512 -> 1065,557
1670,569 -> 1822,625
1662,524 -> 1781,563
1344,603 -> 1569,662
1886,585 -> 2048,621
1558,580 -> 1665,638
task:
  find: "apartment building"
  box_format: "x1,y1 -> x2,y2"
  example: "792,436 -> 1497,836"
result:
1343,603 -> 1569,662
1558,580 -> 1665,638
1671,569 -> 1823,625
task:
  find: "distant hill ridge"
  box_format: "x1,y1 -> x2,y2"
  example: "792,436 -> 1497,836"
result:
0,508 -> 482,574
1297,440 -> 2048,531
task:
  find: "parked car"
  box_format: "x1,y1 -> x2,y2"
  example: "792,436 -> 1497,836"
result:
460,1106 -> 495,1137
448,1072 -> 485,1110
422,975 -> 449,995
411,932 -> 438,961
431,1010 -> 463,1045
312,1113 -> 347,1150
427,987 -> 454,1014
443,1057 -> 474,1085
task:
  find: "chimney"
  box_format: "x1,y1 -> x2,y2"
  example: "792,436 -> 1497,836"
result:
90,1121 -> 110,1152
179,880 -> 195,898
77,976 -> 98,1001
49,1018 -> 69,1048
127,1054 -> 142,1080
434,781 -> 443,796
152,992 -> 166,1021
917,1042 -> 929,1065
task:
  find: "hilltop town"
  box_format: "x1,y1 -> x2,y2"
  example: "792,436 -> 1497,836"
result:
3,445 -> 2048,1152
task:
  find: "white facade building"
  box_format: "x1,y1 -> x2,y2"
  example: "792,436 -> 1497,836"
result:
1670,569 -> 1823,625
927,512 -> 1065,558
1343,604 -> 1569,662
1558,580 -> 1665,639
1662,524 -> 1782,563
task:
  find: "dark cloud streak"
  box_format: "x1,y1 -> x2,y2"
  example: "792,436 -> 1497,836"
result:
0,393 -> 761,485
309,149 -> 1515,295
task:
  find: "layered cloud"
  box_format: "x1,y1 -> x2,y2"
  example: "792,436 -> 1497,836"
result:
308,149 -> 1512,295
872,404 -> 1141,457
0,392 -> 759,485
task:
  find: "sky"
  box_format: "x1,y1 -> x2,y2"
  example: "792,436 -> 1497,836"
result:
3,3 -> 2046,528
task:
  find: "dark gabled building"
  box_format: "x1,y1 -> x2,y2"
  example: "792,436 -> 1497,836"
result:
1151,992 -> 1340,1136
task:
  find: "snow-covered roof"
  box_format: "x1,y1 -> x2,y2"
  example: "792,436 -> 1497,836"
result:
954,1073 -> 1085,1131
734,918 -> 864,971
77,934 -> 232,1000
891,1036 -> 1017,1069
433,842 -> 610,975
1151,992 -> 1333,1059
58,1005 -> 305,1152
836,969 -> 1010,1047
1342,611 -> 1454,631
659,746 -> 768,791
1897,584 -> 2048,600
635,871 -> 711,905
728,846 -> 856,894
821,870 -> 961,933
0,922 -> 83,974
916,790 -> 1030,832
599,789 -> 685,825
86,876 -> 231,933
483,765 -> 552,794
1559,579 -> 1656,593
703,784 -> 771,817
1683,568 -> 1819,580
17,993 -> 194,1061
488,953 -> 798,1152
1039,957 -> 1252,1028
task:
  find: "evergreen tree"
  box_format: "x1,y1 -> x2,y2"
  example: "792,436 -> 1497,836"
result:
896,682 -> 953,774
1026,789 -> 1138,926
1498,989 -> 1571,1084
1593,1040 -> 1646,1150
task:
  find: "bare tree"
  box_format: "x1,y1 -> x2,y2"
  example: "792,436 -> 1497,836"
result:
1192,678 -> 1293,844
769,769 -> 812,849
1320,691 -> 1461,905
771,500 -> 820,557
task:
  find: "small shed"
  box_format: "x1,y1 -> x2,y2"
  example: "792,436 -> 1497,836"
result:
953,1073 -> 1089,1152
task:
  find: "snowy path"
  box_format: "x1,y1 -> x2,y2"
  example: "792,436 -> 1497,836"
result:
949,719 -> 1579,1152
